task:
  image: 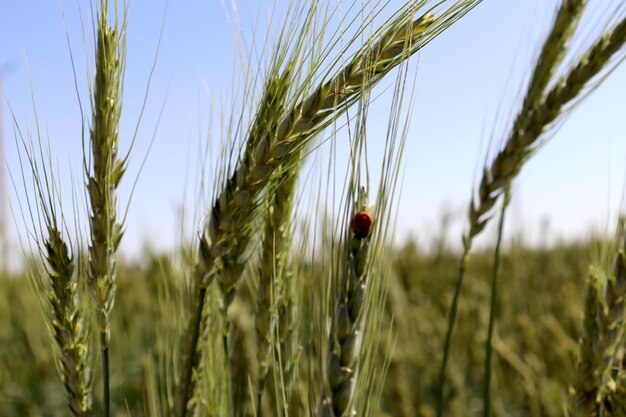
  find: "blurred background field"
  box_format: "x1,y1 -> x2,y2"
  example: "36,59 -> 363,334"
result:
0,237 -> 592,417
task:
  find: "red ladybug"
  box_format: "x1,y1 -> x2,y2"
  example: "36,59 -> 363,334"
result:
351,210 -> 374,239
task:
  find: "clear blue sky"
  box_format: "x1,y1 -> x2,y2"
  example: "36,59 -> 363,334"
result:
2,0 -> 626,267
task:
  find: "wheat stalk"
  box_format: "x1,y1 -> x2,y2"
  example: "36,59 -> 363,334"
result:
86,2 -> 126,416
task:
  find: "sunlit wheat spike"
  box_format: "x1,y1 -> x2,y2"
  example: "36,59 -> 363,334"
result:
203,5 -> 442,308
518,0 -> 587,119
251,63 -> 298,400
86,2 -> 126,416
467,0 -> 587,249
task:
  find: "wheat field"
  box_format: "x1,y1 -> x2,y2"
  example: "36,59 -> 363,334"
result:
2,1 -> 626,417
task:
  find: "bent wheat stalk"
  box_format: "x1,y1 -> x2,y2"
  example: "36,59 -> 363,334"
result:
434,3 -> 626,416
174,3 -> 481,415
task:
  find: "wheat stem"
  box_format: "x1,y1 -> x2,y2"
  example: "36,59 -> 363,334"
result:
483,190 -> 509,417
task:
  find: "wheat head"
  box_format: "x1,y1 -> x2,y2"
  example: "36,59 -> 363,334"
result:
87,2 -> 126,416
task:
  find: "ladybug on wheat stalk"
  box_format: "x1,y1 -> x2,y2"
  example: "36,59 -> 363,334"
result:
351,210 -> 374,240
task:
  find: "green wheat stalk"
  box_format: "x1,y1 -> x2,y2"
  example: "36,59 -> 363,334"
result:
483,189 -> 510,417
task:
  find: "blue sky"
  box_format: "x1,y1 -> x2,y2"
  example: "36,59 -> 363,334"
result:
1,0 -> 626,267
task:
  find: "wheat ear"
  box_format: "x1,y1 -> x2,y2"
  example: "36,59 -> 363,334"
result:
87,2 -> 125,416
570,230 -> 626,416
45,227 -> 93,417
255,162 -> 299,415
468,0 -> 588,249
467,14 -> 626,250
467,13 -> 626,244
570,268 -> 604,417
15,118 -> 94,415
252,69 -> 298,412
319,195 -> 373,417
201,3 -> 438,321
173,70 -> 294,417
174,5 -> 476,415
201,9 -> 436,306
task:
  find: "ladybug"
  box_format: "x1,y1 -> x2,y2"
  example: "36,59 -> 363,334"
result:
351,210 -> 374,240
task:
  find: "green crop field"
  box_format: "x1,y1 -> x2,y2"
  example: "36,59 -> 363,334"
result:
0,240 -> 595,417
2,1 -> 626,417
